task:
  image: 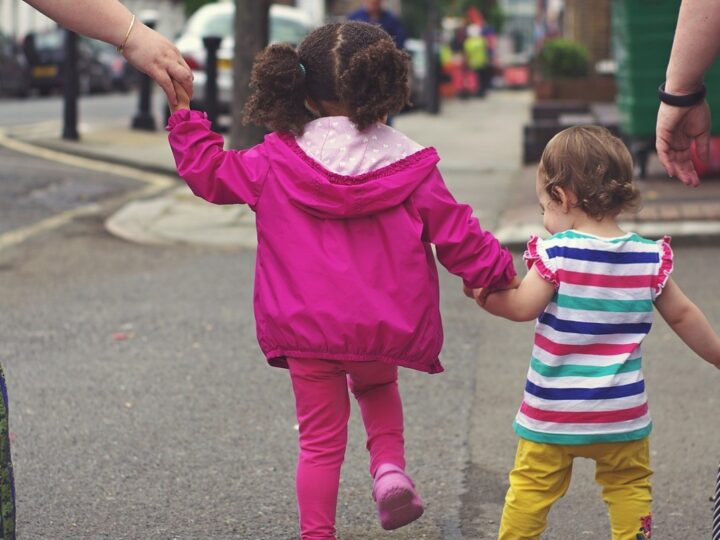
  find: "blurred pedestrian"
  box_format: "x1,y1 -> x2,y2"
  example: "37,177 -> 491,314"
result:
463,24 -> 489,97
656,0 -> 720,187
166,21 -> 517,540
22,0 -> 192,105
348,0 -> 406,50
470,126 -> 720,540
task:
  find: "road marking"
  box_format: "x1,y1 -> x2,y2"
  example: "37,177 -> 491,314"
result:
0,130 -> 176,252
0,204 -> 100,251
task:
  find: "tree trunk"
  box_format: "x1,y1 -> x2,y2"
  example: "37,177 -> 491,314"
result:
231,0 -> 269,149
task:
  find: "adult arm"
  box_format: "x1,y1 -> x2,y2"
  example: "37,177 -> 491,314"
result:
654,278 -> 720,368
23,0 -> 192,105
656,0 -> 720,186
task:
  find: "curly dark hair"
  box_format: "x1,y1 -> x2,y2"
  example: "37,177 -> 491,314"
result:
243,21 -> 411,134
539,125 -> 641,219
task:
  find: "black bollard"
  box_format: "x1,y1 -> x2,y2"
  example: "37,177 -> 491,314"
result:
424,0 -> 440,115
203,36 -> 222,131
132,20 -> 157,131
62,30 -> 79,140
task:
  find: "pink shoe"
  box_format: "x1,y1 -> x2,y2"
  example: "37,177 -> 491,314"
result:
372,464 -> 424,530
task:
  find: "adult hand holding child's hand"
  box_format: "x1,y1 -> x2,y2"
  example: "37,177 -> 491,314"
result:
170,80 -> 192,114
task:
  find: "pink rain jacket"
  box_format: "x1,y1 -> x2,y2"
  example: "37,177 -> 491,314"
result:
167,110 -> 516,374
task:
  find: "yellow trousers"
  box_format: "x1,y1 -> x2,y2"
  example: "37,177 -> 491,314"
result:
498,437 -> 653,540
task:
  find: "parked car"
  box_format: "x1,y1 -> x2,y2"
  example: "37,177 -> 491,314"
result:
175,2 -> 314,113
23,27 -> 114,95
0,31 -> 29,97
89,40 -> 138,92
405,38 -> 427,109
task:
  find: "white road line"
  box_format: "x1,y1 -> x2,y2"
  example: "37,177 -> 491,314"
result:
0,130 -> 176,252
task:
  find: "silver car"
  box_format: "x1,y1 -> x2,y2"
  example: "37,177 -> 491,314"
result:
175,2 -> 314,113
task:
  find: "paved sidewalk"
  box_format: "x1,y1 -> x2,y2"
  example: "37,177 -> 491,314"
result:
495,155 -> 720,247
4,93 -> 720,249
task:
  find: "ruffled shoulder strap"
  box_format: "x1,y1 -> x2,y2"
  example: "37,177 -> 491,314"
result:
653,235 -> 674,299
523,235 -> 559,288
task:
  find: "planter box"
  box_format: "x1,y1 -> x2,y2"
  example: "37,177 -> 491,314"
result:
534,76 -> 616,102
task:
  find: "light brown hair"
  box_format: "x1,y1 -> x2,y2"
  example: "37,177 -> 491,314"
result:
539,125 -> 640,219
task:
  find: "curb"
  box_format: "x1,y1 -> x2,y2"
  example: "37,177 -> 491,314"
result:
495,220 -> 720,251
6,130 -> 720,250
21,138 -> 180,178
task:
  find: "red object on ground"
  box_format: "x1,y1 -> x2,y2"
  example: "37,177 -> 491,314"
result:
503,65 -> 530,88
691,137 -> 720,177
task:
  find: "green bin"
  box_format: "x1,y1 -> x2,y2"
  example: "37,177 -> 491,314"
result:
612,0 -> 720,138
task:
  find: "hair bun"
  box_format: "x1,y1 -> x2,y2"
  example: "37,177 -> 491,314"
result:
243,43 -> 312,134
338,38 -> 410,130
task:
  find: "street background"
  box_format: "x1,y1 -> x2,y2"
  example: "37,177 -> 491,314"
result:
1,0 -> 720,539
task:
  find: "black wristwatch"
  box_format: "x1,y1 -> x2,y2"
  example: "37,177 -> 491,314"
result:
658,82 -> 707,107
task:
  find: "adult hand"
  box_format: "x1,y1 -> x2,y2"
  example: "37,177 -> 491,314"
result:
122,21 -> 193,107
170,80 -> 191,114
656,100 -> 711,187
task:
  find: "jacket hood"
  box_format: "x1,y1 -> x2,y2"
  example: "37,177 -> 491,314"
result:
264,132 -> 440,219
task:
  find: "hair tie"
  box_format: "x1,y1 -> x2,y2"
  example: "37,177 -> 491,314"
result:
299,62 -> 306,76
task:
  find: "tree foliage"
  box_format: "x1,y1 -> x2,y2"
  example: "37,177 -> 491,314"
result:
183,0 -> 216,16
401,0 -> 504,38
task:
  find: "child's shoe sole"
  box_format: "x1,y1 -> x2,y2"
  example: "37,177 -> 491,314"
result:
376,483 -> 424,530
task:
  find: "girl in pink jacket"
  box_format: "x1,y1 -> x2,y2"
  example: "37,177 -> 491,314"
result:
167,21 -> 516,540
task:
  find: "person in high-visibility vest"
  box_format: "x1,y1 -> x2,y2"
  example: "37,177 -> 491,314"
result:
463,24 -> 489,97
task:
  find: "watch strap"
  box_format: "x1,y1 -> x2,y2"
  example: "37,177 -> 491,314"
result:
658,82 -> 707,107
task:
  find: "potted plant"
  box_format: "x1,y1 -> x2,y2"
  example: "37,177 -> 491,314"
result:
534,38 -> 615,101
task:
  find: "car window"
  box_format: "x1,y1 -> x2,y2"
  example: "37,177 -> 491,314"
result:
186,9 -> 234,39
270,17 -> 308,45
34,30 -> 64,50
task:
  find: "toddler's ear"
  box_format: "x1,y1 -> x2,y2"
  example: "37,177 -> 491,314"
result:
554,186 -> 574,213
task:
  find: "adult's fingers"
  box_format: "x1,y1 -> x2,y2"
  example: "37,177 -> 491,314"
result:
656,141 -> 678,179
676,160 -> 700,187
168,61 -> 193,98
695,129 -> 711,164
154,69 -> 177,106
665,146 -> 699,186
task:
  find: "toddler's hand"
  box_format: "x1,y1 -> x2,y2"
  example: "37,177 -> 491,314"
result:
472,277 -> 522,308
472,288 -> 490,307
170,79 -> 192,113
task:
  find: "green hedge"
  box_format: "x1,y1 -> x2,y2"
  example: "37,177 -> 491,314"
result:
538,38 -> 589,79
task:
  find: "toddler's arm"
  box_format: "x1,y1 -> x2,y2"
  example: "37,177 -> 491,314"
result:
477,266 -> 555,322
166,82 -> 269,207
654,278 -> 720,368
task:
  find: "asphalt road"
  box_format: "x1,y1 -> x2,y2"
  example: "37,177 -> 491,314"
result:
3,187 -> 718,540
0,147 -> 139,236
1,96 -> 718,539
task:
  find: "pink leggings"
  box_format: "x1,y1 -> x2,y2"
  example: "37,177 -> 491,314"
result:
287,358 -> 406,540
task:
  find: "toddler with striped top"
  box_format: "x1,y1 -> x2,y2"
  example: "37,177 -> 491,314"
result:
469,126 -> 720,540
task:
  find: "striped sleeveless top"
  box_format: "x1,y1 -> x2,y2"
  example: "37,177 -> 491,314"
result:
514,230 -> 673,445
